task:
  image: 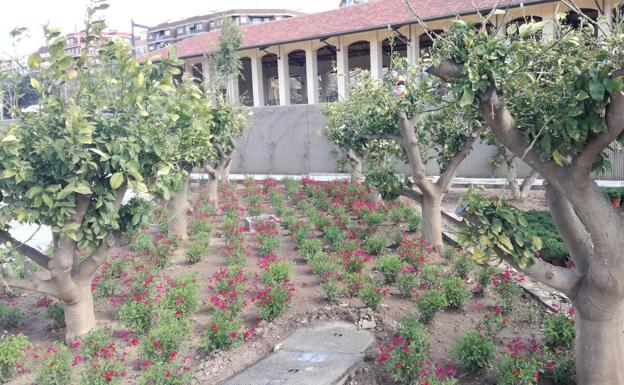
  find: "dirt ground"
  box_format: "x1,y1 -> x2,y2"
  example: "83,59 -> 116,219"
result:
3,182 -> 553,385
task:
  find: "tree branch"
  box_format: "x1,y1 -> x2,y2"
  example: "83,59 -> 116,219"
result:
0,267 -> 58,296
479,87 -> 567,184
358,133 -> 403,142
400,188 -> 423,203
436,124 -> 484,192
426,60 -> 465,82
75,236 -> 114,281
0,230 -> 51,270
398,111 -> 437,196
544,182 -> 592,274
511,255 -> 582,298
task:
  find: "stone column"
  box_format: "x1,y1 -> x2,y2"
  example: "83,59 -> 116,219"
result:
277,50 -> 290,106
406,27 -> 420,66
250,54 -> 265,107
370,33 -> 383,79
305,44 -> 319,104
336,37 -> 350,100
227,76 -> 239,102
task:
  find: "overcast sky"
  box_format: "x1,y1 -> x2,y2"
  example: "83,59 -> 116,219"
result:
0,0 -> 339,56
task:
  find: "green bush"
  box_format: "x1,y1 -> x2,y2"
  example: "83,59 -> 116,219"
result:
396,269 -> 419,298
362,211 -> 388,227
364,233 -> 390,255
200,309 -> 243,354
357,281 -> 386,310
161,273 -> 199,318
141,314 -> 190,362
382,315 -> 430,385
441,276 -> 471,309
323,225 -> 344,249
36,344 -> 73,385
118,297 -> 153,333
419,264 -> 442,289
407,212 -> 422,232
79,343 -> 126,385
388,204 -> 412,224
0,334 -> 30,383
376,254 -> 403,283
546,350 -> 576,385
309,253 -> 342,276
417,289 -> 447,323
80,328 -> 114,356
494,348 -> 540,385
451,331 -> 495,370
47,302 -> 66,329
185,241 -> 205,264
139,358 -> 195,385
257,235 -> 281,257
256,282 -> 293,322
0,303 -> 26,329
543,312 -> 575,350
298,239 -> 323,260
261,259 -> 293,285
321,277 -> 342,302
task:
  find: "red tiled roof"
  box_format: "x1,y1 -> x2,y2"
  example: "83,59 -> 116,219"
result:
143,0 -> 540,61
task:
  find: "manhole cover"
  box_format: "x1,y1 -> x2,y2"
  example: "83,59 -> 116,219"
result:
279,321 -> 374,354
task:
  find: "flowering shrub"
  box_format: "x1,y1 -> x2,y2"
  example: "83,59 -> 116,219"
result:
189,216 -> 212,236
419,264 -> 442,289
375,254 -> 403,283
544,350 -> 575,385
323,224 -> 345,249
254,281 -> 295,322
357,280 -> 388,310
257,235 -> 281,257
343,271 -> 368,297
118,294 -> 154,333
297,239 -> 323,261
417,289 -> 447,324
362,211 -> 388,227
451,331 -> 495,371
35,344 -> 73,385
0,302 -> 26,329
80,343 -> 127,385
46,301 -> 66,329
494,339 -> 543,385
0,334 -> 30,382
93,254 -> 132,298
477,306 -> 509,338
492,269 -> 524,312
397,236 -> 431,266
309,252 -> 342,277
79,328 -> 114,356
185,242 -> 205,264
160,273 -> 199,318
321,276 -> 342,302
543,310 -> 575,350
259,256 -> 293,285
441,276 -> 470,309
141,314 -> 190,363
139,354 -> 194,385
341,250 -> 370,273
200,309 -> 243,354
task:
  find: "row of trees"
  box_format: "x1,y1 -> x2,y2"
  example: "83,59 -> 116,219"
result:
324,6 -> 624,384
0,2 -> 248,342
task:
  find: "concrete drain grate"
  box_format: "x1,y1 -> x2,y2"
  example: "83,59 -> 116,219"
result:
220,322 -> 374,385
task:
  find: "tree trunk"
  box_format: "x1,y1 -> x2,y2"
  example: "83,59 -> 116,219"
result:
519,170 -> 539,199
346,149 -> 363,184
222,162 -> 231,184
575,305 -> 624,385
504,150 -> 538,201
62,282 -> 96,343
421,191 -> 444,253
167,174 -> 190,242
207,173 -> 219,209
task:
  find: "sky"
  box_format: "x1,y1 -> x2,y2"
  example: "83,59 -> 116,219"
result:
0,0 -> 339,56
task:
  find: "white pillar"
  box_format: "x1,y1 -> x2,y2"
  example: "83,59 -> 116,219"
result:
305,44 -> 319,104
277,50 -> 290,106
336,37 -> 350,101
370,33 -> 383,79
250,54 -> 264,107
227,76 -> 239,102
406,27 -> 420,65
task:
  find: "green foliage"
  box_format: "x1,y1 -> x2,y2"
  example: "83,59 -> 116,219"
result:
0,334 -> 30,383
200,309 -> 242,354
407,211 -> 422,232
376,254 -> 403,283
543,312 -> 575,350
322,224 -> 344,249
362,211 -> 388,227
441,276 -> 470,309
0,303 -> 26,328
47,302 -> 66,329
161,273 -> 199,318
458,188 -> 542,268
321,277 -> 342,302
141,313 -> 190,362
212,17 -> 243,79
117,197 -> 153,234
185,241 -> 204,264
417,289 -> 447,323
494,347 -> 541,385
298,239 -> 323,260
382,315 -> 430,385
118,297 -> 153,333
364,233 -> 389,255
309,252 -> 342,276
357,281 -> 386,310
396,269 -> 419,298
451,331 -> 495,370
36,344 -> 73,385
546,350 -> 576,385
257,235 -> 281,257
260,259 -> 293,285
256,283 -> 293,322
139,359 -> 195,385
523,210 -> 570,264
388,203 -> 413,224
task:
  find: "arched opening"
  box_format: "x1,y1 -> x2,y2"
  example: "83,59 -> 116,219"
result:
238,57 -> 253,107
191,63 -> 203,85
474,22 -> 495,34
288,50 -> 307,105
506,16 -> 543,37
419,30 -> 444,59
261,54 -> 279,106
348,40 -> 370,88
382,36 -> 407,74
317,45 -> 338,103
563,8 -> 599,35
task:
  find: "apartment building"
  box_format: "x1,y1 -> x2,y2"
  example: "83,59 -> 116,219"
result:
63,31 -> 132,58
146,9 -> 305,52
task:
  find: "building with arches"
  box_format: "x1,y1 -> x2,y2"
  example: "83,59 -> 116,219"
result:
144,0 -> 622,107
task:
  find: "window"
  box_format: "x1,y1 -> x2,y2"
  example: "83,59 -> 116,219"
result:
196,23 -> 203,30
209,21 -> 215,29
240,16 -> 247,23
165,30 -> 171,37
177,27 -> 184,34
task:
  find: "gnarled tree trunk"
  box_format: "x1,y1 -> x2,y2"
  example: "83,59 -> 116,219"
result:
167,173 -> 191,242
63,282 -> 96,342
346,149 -> 363,184
502,148 -> 539,200
421,191 -> 443,252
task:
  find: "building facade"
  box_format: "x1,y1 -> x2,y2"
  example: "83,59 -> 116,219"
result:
146,9 -> 305,52
145,0 -> 622,108
63,31 -> 132,58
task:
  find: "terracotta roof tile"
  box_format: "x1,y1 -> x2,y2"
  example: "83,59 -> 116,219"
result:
143,0 -> 537,61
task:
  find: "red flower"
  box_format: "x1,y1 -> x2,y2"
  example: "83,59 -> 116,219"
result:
230,332 -> 238,339
70,340 -> 81,348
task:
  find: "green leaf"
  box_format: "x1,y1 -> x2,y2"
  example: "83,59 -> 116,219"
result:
73,182 -> 92,195
110,172 -> 124,189
459,86 -> 475,107
497,235 -> 514,250
552,149 -> 563,166
89,148 -> 110,161
27,53 -> 42,69
532,236 -> 542,250
589,81 -> 606,101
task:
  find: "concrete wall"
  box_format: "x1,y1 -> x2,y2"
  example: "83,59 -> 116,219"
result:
231,104 -> 624,181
